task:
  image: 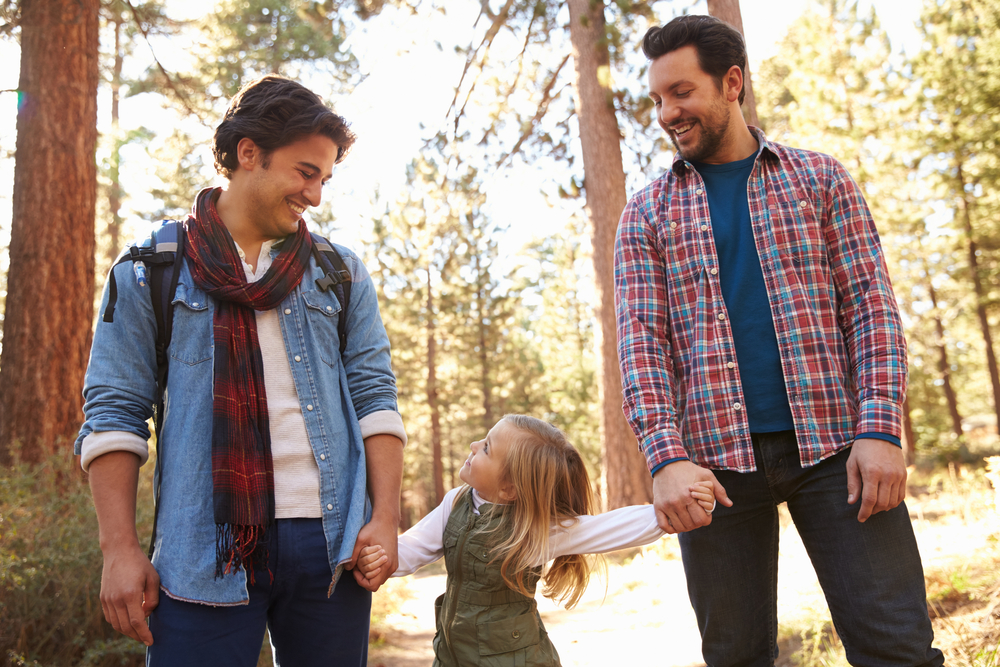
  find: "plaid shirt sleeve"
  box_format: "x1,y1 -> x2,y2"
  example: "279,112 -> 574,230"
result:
615,185 -> 688,472
823,163 -> 907,438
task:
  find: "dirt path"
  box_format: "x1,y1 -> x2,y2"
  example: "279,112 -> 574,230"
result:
368,488 -> 997,667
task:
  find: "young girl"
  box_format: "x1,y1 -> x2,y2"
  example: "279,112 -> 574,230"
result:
354,414 -> 719,666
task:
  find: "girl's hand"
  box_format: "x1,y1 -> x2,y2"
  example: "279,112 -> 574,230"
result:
357,545 -> 388,580
690,480 -> 718,514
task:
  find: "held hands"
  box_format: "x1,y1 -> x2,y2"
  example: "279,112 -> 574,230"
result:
846,438 -> 907,522
348,515 -> 398,592
99,544 -> 160,646
356,545 -> 389,581
652,460 -> 733,534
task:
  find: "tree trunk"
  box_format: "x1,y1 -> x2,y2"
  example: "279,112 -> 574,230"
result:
901,396 -> 915,467
955,159 -> 1000,432
0,0 -> 99,465
426,268 -> 445,505
706,0 -> 760,127
567,0 -> 651,509
107,7 -> 124,263
475,253 -> 493,430
928,281 -> 964,439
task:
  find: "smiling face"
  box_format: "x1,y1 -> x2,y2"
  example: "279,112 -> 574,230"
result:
648,45 -> 742,164
241,133 -> 339,242
459,419 -> 517,504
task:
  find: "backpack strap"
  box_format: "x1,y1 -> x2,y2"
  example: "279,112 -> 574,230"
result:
310,233 -> 353,355
102,220 -> 185,559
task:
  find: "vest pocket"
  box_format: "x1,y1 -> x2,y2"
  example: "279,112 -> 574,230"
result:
477,612 -> 540,659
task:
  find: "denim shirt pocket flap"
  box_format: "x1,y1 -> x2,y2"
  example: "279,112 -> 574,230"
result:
476,613 -> 540,655
169,283 -> 211,366
301,288 -> 343,318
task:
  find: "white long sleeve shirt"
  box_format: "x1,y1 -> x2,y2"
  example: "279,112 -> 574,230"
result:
394,486 -> 666,576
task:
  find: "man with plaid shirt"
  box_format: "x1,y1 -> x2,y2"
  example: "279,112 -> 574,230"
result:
614,15 -> 942,666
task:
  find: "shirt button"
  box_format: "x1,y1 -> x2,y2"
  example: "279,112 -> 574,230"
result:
700,224 -> 709,231
727,362 -> 735,369
284,308 -> 291,315
718,313 -> 726,321
306,404 -> 314,411
670,222 -> 678,229
799,200 -> 808,208
734,402 -> 742,411
512,630 -> 521,639
695,188 -> 704,195
320,453 -> 326,461
294,355 -> 301,362
326,306 -> 333,312
191,302 -> 199,308
710,268 -> 718,275
327,504 -> 333,511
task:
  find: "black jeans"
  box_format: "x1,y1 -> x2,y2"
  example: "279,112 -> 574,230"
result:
678,431 -> 943,667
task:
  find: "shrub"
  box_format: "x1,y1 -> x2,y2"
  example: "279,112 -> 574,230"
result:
0,446 -> 153,666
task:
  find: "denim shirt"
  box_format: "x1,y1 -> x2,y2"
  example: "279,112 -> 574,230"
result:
76,234 -> 399,605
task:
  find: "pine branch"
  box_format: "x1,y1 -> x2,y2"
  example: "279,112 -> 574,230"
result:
494,53 -> 571,170
121,0 -> 206,123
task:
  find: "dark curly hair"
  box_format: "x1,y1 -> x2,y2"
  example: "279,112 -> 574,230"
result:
212,75 -> 357,179
642,15 -> 747,105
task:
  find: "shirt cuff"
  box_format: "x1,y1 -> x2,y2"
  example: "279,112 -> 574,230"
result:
80,431 -> 150,472
359,410 -> 407,447
855,432 -> 901,448
649,457 -> 690,477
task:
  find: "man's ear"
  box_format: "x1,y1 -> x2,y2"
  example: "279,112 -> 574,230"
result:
236,137 -> 262,171
724,65 -> 744,103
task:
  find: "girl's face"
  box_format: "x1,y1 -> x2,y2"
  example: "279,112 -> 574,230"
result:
459,419 -> 516,503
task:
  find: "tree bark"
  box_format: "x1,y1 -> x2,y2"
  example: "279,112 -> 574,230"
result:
567,0 -> 651,509
706,0 -> 760,127
426,267 -> 445,505
955,159 -> 1000,433
0,0 -> 99,465
928,281 -> 964,439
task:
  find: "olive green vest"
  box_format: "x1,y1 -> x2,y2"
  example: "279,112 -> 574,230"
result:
432,490 -> 561,667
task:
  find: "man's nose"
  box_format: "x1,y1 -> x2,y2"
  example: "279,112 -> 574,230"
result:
660,103 -> 681,127
303,179 -> 323,207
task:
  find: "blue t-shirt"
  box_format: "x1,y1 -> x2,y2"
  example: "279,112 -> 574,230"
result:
691,155 -> 794,433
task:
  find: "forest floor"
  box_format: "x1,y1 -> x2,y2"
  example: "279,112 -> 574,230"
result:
367,463 -> 1000,667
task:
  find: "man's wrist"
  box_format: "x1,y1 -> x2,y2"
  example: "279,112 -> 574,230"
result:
650,457 -> 690,477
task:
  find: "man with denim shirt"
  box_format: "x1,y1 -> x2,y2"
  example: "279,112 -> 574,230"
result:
77,76 -> 404,666
614,15 -> 942,667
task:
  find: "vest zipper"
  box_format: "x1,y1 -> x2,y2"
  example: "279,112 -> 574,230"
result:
443,499 -> 478,664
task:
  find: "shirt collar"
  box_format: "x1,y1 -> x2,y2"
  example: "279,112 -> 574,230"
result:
670,126 -> 776,175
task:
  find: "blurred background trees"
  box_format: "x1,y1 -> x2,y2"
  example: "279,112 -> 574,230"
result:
1,0 -> 999,661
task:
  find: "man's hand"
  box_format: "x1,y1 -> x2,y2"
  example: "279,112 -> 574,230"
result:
100,544 -> 160,645
652,460 -> 731,534
349,515 -> 398,592
846,438 -> 907,522
88,451 -> 158,645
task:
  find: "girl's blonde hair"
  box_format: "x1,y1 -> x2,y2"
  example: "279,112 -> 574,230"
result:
485,414 -> 597,609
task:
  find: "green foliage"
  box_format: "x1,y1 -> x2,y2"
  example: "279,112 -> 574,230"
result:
0,449 -> 154,666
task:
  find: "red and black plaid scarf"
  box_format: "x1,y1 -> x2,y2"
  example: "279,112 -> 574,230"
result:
183,187 -> 313,578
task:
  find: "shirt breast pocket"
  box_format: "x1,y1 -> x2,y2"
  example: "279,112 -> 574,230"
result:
771,201 -> 829,273
169,282 -> 211,366
301,288 -> 343,367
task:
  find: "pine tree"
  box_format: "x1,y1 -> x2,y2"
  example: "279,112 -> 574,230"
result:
0,0 -> 100,464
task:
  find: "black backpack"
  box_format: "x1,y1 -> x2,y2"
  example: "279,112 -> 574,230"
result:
102,220 -> 353,554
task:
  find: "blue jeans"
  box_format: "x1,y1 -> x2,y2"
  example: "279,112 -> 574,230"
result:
678,431 -> 943,667
147,519 -> 371,667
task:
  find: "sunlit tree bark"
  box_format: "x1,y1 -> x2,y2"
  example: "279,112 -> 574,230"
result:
0,0 -> 99,464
